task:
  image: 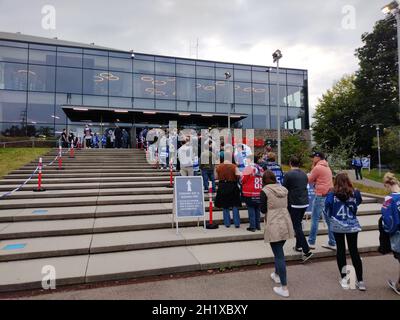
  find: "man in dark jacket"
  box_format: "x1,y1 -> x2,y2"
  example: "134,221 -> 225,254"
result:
283,156 -> 313,262
114,125 -> 122,149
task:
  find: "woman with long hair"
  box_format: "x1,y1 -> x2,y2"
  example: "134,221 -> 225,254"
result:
325,172 -> 365,291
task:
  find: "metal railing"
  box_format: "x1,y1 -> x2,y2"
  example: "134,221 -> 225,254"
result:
0,138 -> 59,148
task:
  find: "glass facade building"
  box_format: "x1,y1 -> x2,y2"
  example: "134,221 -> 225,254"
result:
0,32 -> 309,137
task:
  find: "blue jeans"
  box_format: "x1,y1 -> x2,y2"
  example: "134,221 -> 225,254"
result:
223,207 -> 240,227
270,241 -> 287,286
201,169 -> 216,192
308,195 -> 336,246
247,205 -> 261,230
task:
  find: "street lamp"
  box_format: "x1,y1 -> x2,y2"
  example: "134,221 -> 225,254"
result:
382,1 -> 400,137
273,49 -> 283,165
225,71 -> 233,131
374,123 -> 383,177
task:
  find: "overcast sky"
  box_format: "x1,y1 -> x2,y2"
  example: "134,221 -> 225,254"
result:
0,0 -> 391,121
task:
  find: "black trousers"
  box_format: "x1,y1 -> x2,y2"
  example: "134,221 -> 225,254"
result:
334,232 -> 363,282
289,207 -> 310,254
355,167 -> 363,180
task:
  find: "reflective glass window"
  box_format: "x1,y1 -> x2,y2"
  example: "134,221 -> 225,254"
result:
83,95 -> 108,107
176,64 -> 195,78
57,52 -> 83,67
29,50 -> 56,65
109,72 -> 132,97
83,54 -> 108,70
27,92 -> 55,123
216,80 -> 233,103
234,104 -> 252,128
287,107 -> 304,130
109,97 -> 132,109
234,82 -> 252,104
0,90 -> 27,123
156,99 -> 175,110
216,68 -> 234,80
133,98 -> 154,109
287,73 -> 304,86
0,46 -> 28,63
177,100 -> 196,112
234,69 -> 251,82
286,86 -> 303,107
155,62 -> 175,76
0,122 -> 26,137
26,123 -> 55,138
270,85 -> 287,106
134,74 -> 154,99
197,79 -> 215,102
0,62 -> 28,90
28,65 -> 56,92
252,71 -> 268,83
55,94 -> 70,124
253,105 -> 270,129
109,57 -> 132,72
196,66 -> 214,79
197,102 -> 215,113
155,76 -> 175,100
56,67 -> 82,94
270,106 -> 288,130
269,70 -> 287,85
83,69 -> 109,95
176,77 -> 195,101
134,60 -> 154,73
252,83 -> 269,105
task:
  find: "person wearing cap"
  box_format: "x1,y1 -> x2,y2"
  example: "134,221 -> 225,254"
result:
259,152 -> 284,185
307,151 -> 336,250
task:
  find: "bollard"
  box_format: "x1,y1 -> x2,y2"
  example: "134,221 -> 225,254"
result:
69,143 -> 75,158
33,157 -> 46,192
57,146 -> 64,170
206,180 -> 218,229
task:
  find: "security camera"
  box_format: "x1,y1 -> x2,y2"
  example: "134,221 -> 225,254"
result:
224,72 -> 232,79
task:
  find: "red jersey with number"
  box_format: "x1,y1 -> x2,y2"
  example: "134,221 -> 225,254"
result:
241,164 -> 264,198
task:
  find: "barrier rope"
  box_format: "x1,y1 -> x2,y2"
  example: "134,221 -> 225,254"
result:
0,148 -> 70,199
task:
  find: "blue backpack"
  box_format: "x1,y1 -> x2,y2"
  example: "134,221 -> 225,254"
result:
381,193 -> 400,235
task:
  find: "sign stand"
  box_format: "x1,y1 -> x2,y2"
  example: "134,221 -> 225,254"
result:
206,180 -> 219,229
172,176 -> 206,235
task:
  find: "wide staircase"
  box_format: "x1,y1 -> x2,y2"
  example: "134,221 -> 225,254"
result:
0,149 -> 384,292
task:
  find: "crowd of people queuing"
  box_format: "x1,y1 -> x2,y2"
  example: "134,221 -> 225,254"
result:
144,131 -> 400,298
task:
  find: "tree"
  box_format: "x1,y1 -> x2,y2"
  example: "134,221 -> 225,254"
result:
375,126 -> 400,171
282,133 -> 311,167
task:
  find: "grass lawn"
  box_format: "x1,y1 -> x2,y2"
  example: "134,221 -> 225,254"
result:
0,148 -> 51,179
361,169 -> 399,183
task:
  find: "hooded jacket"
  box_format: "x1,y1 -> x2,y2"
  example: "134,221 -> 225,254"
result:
260,184 -> 295,243
308,160 -> 333,196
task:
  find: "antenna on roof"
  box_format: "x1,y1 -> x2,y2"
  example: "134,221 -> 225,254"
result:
53,37 -> 58,39
90,43 -> 95,45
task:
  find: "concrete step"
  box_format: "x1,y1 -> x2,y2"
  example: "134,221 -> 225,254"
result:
0,210 -> 381,241
0,230 -> 380,292
12,169 -> 168,174
4,172 -> 176,179
0,194 -> 174,210
20,165 -> 154,170
0,202 -> 381,223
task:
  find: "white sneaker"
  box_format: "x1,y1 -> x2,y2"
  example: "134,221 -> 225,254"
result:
356,281 -> 367,291
270,272 -> 281,284
321,243 -> 336,250
339,278 -> 350,290
273,286 -> 289,298
308,243 -> 316,250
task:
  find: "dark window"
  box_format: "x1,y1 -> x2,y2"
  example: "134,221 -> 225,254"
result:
27,92 -> 55,123
0,122 -> 27,137
56,67 -> 82,94
83,54 -> 108,70
235,104 -> 252,128
253,105 -> 270,129
82,95 -> 108,107
57,52 -> 83,67
83,69 -> 109,95
0,90 -> 27,123
0,46 -> 28,63
0,62 -> 28,90
28,65 -> 56,92
29,50 -> 56,65
270,106 -> 288,130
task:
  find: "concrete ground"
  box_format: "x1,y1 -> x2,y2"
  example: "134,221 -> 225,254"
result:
7,254 -> 400,300
345,170 -> 385,189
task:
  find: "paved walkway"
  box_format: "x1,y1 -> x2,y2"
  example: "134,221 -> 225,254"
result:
345,170 -> 385,189
9,254 -> 400,300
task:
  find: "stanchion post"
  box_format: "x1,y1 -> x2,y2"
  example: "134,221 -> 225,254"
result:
167,160 -> 174,188
206,180 -> 218,229
57,146 -> 64,170
33,157 -> 46,192
69,143 -> 75,158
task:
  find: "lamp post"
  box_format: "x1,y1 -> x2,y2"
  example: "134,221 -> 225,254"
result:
225,71 -> 233,144
272,49 -> 283,165
374,123 -> 383,177
382,1 -> 400,137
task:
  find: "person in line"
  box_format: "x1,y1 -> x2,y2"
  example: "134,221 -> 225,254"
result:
60,129 -> 68,148
325,172 -> 366,291
351,155 -> 363,180
122,129 -> 129,149
159,134 -> 169,170
68,132 -> 75,148
114,125 -> 123,149
215,152 -> 242,228
234,144 -> 246,172
84,125 -> 92,149
178,137 -> 194,176
259,152 -> 284,185
148,136 -> 159,168
200,140 -> 217,193
307,151 -> 336,250
260,170 -> 295,298
381,172 -> 400,295
283,156 -> 313,262
91,132 -> 100,149
241,154 -> 264,232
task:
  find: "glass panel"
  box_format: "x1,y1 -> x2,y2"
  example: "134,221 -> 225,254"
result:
134,54 -> 154,61
134,74 -> 154,99
58,47 -> 83,53
176,64 -> 195,78
287,73 -> 304,86
196,66 -> 214,79
83,95 -> 108,107
109,97 -> 132,109
155,56 -> 175,63
0,90 -> 27,123
155,62 -> 175,76
176,59 -> 195,65
253,105 -> 270,129
0,46 -> 28,63
176,77 -> 195,101
155,76 -> 175,100
234,104 -> 252,128
216,103 -> 229,113
133,98 -> 154,109
83,54 -> 108,70
196,61 -> 214,67
83,49 -> 108,56
133,60 -> 154,73
0,122 -> 26,137
252,83 -> 269,105
269,70 -> 287,85
177,100 -> 196,112
109,57 -> 132,72
0,62 -> 28,90
30,44 -> 56,51
270,84 -> 287,106
197,79 -> 215,102
27,92 -> 55,123
234,64 -> 251,70
56,67 -> 82,94
155,99 -> 175,110
57,52 -> 83,67
270,106 -> 288,130
286,86 -> 303,107
109,72 -> 132,97
216,80 -> 233,103
83,69 -> 108,95
28,65 -> 56,92
216,68 -> 234,80
287,107 -> 304,130
55,94 -> 70,124
252,71 -> 268,83
109,51 -> 132,59
234,69 -> 251,82
26,123 -> 55,138
234,82 -> 252,104
29,50 -> 56,65
197,102 -> 215,113
0,41 -> 28,48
